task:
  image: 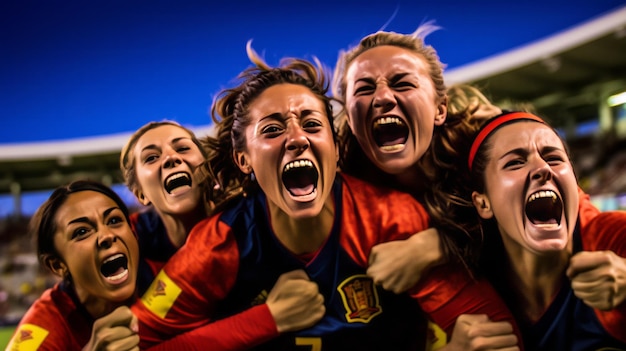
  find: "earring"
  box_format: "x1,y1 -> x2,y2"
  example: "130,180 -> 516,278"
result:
250,172 -> 256,182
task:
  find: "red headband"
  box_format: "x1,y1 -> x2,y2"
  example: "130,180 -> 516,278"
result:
468,112 -> 546,171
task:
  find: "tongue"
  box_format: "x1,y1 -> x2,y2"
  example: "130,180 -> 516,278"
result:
169,185 -> 191,195
289,184 -> 314,196
532,218 -> 558,225
107,267 -> 125,278
381,136 -> 405,146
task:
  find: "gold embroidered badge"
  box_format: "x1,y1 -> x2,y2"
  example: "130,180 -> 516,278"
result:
337,275 -> 381,323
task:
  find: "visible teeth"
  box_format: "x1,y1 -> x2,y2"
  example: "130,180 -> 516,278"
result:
108,269 -> 129,281
374,117 -> 403,126
103,254 -> 123,264
381,145 -> 404,151
167,173 -> 187,182
528,190 -> 557,203
284,160 -> 313,171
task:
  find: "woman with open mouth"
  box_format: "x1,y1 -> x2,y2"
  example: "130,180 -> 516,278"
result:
131,42 -> 521,350
443,111 -> 626,349
120,120 -> 326,350
333,25 -> 524,349
6,180 -> 140,350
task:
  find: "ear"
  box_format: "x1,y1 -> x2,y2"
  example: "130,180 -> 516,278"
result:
434,96 -> 448,126
472,191 -> 494,219
44,255 -> 68,279
233,150 -> 252,174
133,188 -> 151,206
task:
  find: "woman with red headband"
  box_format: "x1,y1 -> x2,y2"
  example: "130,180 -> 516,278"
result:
333,27 -> 526,349
441,110 -> 626,349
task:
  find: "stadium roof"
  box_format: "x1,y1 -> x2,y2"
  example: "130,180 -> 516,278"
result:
1,5 -> 625,194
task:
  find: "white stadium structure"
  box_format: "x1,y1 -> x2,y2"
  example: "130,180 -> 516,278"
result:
0,5 -> 625,346
0,5 -> 625,211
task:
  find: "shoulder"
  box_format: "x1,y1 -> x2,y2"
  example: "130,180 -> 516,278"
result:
339,173 -> 429,221
8,285 -> 78,349
340,173 -> 419,203
581,211 -> 626,252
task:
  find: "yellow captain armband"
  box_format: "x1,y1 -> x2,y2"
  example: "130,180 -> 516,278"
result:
425,320 -> 447,351
141,270 -> 182,319
6,323 -> 49,350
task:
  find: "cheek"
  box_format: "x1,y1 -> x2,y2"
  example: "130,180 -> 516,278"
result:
485,173 -> 518,205
65,247 -> 91,278
137,166 -> 158,186
348,99 -> 369,127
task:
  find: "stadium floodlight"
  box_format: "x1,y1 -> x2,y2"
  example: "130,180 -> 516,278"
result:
608,91 -> 626,107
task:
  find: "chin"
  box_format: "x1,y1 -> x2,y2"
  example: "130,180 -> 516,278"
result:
283,202 -> 324,219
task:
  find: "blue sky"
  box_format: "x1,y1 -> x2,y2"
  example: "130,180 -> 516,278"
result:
1,0 -> 625,215
2,0 -> 625,144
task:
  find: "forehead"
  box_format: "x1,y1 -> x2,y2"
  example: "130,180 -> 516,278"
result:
136,125 -> 190,148
489,121 -> 564,151
55,191 -> 117,222
347,45 -> 427,78
248,83 -> 325,117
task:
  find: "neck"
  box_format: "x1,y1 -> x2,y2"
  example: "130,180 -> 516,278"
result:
158,206 -> 207,248
501,237 -> 571,324
393,165 -> 428,196
269,196 -> 335,255
74,284 -> 130,320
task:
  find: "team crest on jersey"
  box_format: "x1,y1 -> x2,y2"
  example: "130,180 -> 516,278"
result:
141,270 -> 182,319
153,280 -> 167,297
337,275 -> 381,323
6,323 -> 48,350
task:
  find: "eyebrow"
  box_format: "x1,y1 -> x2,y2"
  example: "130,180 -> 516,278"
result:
498,145 -> 565,161
355,73 -> 410,85
141,137 -> 189,152
67,206 -> 119,226
498,147 -> 527,161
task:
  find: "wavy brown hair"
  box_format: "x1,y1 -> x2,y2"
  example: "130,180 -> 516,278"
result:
198,41 -> 337,213
332,23 -> 447,196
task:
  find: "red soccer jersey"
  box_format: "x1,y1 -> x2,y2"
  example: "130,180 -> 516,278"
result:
580,210 -> 626,343
133,174 -> 522,349
6,282 -> 92,351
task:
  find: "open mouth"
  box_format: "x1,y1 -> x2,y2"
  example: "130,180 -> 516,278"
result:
525,190 -> 563,227
372,117 -> 408,151
282,159 -> 318,197
164,172 -> 192,194
100,253 -> 129,282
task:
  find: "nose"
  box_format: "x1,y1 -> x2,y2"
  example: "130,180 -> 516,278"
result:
162,149 -> 182,169
530,157 -> 552,183
286,124 -> 309,153
372,84 -> 396,111
97,230 -> 117,249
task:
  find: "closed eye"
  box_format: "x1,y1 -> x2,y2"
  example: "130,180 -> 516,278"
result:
392,81 -> 416,90
354,85 -> 374,95
503,159 -> 525,169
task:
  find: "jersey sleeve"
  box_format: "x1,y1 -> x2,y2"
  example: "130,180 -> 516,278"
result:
133,215 -> 240,348
5,292 -> 80,351
577,186 -> 600,229
412,264 -> 524,350
146,304 -> 278,351
581,211 -> 626,343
